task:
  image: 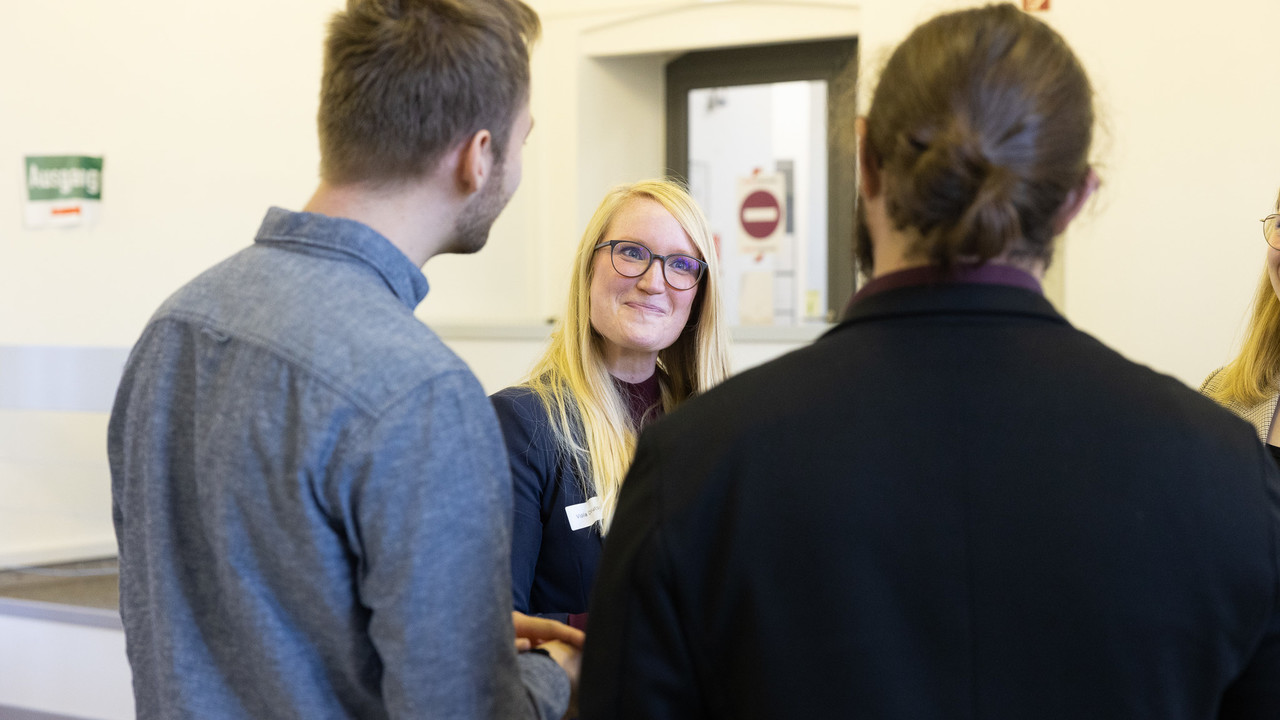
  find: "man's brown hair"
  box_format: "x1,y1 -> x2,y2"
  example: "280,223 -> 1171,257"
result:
863,3 -> 1093,270
318,0 -> 540,187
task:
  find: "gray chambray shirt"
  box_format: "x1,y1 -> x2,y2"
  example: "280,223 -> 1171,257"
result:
108,208 -> 567,719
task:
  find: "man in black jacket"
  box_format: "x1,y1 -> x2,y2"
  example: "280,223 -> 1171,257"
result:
579,6 -> 1280,718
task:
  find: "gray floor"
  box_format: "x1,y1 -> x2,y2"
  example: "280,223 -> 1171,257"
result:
0,558 -> 118,610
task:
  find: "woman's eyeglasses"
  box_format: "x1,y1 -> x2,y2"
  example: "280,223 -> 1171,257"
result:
1262,214 -> 1280,250
594,240 -> 706,290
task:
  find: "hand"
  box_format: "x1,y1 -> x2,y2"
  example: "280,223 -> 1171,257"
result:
533,639 -> 581,719
512,611 -> 586,651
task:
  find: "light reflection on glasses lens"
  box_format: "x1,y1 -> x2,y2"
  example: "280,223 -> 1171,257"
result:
609,241 -> 703,290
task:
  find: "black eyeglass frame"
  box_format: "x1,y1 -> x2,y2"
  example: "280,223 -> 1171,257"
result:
1263,214 -> 1280,250
593,240 -> 708,290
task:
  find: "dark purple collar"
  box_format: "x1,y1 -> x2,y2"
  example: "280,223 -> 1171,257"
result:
850,263 -> 1042,307
612,372 -> 663,429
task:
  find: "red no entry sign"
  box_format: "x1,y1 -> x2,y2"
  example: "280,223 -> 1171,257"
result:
740,190 -> 782,240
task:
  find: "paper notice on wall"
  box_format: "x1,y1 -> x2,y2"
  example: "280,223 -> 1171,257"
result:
740,270 -> 775,326
24,155 -> 104,229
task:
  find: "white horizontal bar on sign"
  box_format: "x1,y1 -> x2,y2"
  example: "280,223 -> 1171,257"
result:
742,207 -> 780,223
0,346 -> 130,413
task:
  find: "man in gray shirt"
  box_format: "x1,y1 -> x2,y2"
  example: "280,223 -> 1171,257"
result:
108,1 -> 581,717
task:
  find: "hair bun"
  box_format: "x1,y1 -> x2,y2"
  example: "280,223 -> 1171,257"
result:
889,125 -> 1021,266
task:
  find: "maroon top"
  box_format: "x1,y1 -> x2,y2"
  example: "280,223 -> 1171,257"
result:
612,371 -> 664,429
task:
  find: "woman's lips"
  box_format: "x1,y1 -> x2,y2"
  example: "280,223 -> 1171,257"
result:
624,301 -> 665,314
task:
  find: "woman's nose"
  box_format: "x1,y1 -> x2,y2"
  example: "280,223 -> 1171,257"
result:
636,260 -> 667,292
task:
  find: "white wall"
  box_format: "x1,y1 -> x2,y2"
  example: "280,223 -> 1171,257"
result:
1052,0 -> 1280,378
0,411 -> 115,568
0,0 -> 341,347
4,0 -> 1274,371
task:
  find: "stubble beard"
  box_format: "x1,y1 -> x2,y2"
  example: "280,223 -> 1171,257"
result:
447,156 -> 512,255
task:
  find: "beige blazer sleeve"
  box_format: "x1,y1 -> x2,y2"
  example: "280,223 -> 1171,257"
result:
1200,367 -> 1278,444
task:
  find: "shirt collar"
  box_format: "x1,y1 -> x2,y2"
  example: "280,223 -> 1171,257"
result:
849,262 -> 1042,307
253,207 -> 431,310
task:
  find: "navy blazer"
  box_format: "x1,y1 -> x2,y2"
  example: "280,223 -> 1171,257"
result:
492,386 -> 603,621
581,281 -> 1280,719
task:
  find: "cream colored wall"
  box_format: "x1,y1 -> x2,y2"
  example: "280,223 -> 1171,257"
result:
3,0 -> 1275,369
0,0 -> 341,346
1051,0 -> 1280,380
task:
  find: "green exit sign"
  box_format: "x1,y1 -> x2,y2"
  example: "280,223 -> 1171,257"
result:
23,155 -> 104,228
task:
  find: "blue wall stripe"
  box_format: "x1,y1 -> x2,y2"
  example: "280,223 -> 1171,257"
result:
0,346 -> 130,413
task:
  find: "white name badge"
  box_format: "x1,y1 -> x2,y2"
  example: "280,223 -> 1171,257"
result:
566,496 -> 603,531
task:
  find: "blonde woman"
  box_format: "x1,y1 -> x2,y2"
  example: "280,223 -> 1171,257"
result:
1201,190 -> 1280,460
491,179 -> 730,626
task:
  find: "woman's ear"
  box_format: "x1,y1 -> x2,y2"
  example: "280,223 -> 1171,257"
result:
1052,167 -> 1099,236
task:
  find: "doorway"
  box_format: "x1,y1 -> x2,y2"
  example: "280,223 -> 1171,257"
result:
666,39 -> 858,325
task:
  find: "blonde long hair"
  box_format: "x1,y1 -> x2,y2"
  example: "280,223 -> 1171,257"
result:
1207,271 -> 1280,407
525,179 -> 730,531
1207,189 -> 1280,407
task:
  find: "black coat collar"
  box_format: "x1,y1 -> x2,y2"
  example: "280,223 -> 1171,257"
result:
828,282 -> 1070,339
